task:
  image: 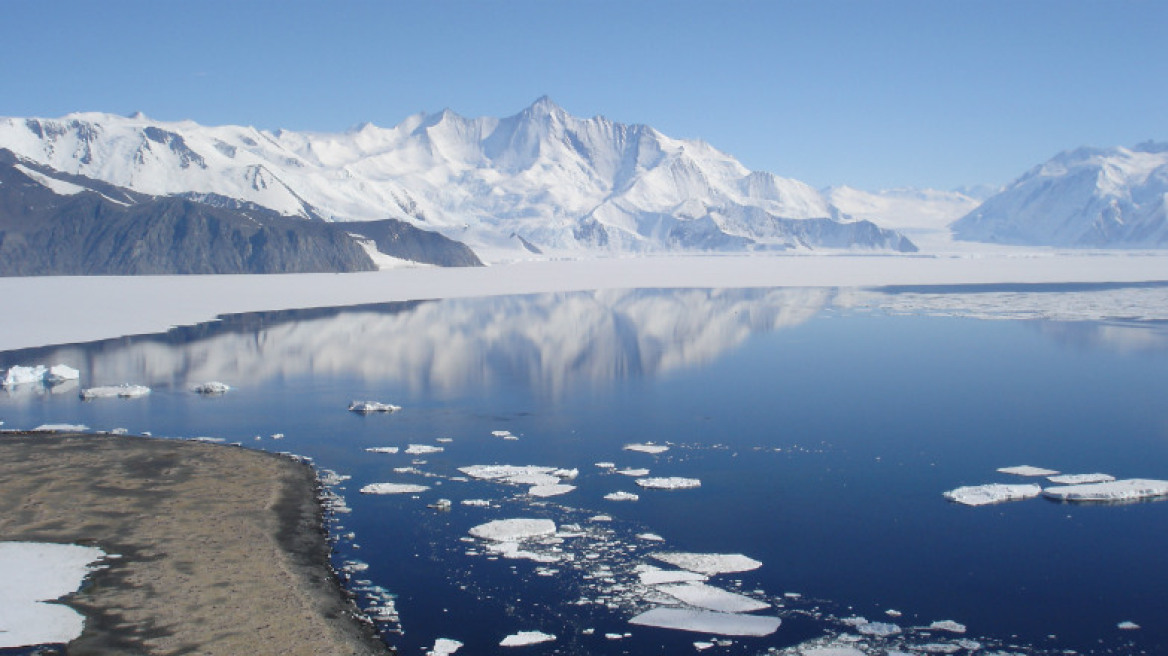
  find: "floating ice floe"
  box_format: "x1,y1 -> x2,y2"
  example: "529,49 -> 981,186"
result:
192,381 -> 230,394
405,444 -> 444,455
604,491 -> 640,502
617,468 -> 651,477
360,483 -> 430,495
637,533 -> 665,542
942,483 -> 1042,506
459,465 -> 577,490
997,465 -> 1059,477
1118,621 -> 1141,630
636,477 -> 701,490
469,518 -> 557,542
656,582 -> 770,613
499,631 -> 556,647
0,541 -> 107,649
1042,478 -> 1168,503
595,462 -> 616,469
461,499 -> 492,507
840,616 -> 902,637
80,384 -> 150,400
635,565 -> 707,585
33,424 -> 89,432
2,365 -> 56,387
624,443 -> 670,454
365,447 -> 400,454
927,620 -> 967,633
1046,473 -> 1115,485
426,637 -> 464,655
629,607 -> 781,637
650,552 -> 762,575
528,484 -> 576,498
491,430 -> 513,437
348,400 -> 401,413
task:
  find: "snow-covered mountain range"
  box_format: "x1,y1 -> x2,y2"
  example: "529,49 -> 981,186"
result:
952,142 -> 1168,247
0,98 -> 915,260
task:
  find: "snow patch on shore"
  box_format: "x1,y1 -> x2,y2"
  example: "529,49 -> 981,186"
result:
0,542 -> 107,649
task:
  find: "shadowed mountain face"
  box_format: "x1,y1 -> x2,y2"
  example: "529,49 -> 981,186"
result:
0,150 -> 481,275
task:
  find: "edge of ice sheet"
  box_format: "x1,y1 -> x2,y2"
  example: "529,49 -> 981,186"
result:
0,541 -> 107,649
628,607 -> 781,637
1042,478 -> 1168,502
943,483 -> 1042,506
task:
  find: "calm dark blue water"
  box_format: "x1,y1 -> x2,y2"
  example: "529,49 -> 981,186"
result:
2,286 -> 1167,655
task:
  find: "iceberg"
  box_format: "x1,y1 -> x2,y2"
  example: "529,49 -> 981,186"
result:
348,400 -> 401,413
44,365 -> 80,385
943,483 -> 1042,506
636,477 -> 701,490
79,384 -> 150,399
650,552 -> 762,575
1046,473 -> 1115,485
997,465 -> 1059,477
360,483 -> 430,495
656,582 -> 770,613
499,631 -> 556,647
469,518 -> 557,542
624,443 -> 670,454
192,381 -> 230,394
2,365 -> 47,387
1042,478 -> 1168,502
628,607 -> 781,637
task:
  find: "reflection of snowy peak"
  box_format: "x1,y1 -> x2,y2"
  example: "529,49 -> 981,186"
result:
0,98 -> 916,259
952,142 -> 1168,247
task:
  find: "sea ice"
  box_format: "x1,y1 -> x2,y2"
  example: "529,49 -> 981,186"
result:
2,365 -> 47,387
1118,621 -> 1140,630
636,477 -> 701,490
1046,473 -> 1115,485
617,468 -> 651,477
650,552 -> 763,575
595,462 -> 616,469
942,483 -> 1042,506
491,430 -> 513,437
624,443 -> 670,454
79,384 -> 150,399
405,444 -> 444,455
656,582 -> 770,613
628,607 -> 781,637
604,491 -> 640,501
927,620 -> 967,633
365,447 -> 400,454
427,637 -> 464,655
461,499 -> 492,507
499,631 -> 556,647
637,533 -> 665,542
0,541 -> 107,649
469,518 -> 557,542
527,484 -> 576,498
997,465 -> 1060,477
348,400 -> 401,413
854,620 -> 901,637
635,565 -> 707,585
1042,478 -> 1168,502
192,381 -> 230,394
360,483 -> 430,495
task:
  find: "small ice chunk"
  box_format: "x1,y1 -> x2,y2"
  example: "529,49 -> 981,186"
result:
650,552 -> 762,575
436,437 -> 454,443
528,484 -> 576,498
855,620 -> 901,636
604,491 -> 640,502
429,499 -> 452,510
635,565 -> 707,585
595,462 -> 616,469
885,609 -> 903,618
469,518 -> 557,542
624,443 -> 670,454
491,430 -> 513,437
637,533 -> 665,542
348,400 -> 401,413
943,483 -> 1042,506
360,483 -> 430,495
405,444 -> 444,455
192,381 -> 230,394
589,515 -> 612,522
45,365 -> 80,385
1043,479 -> 1168,502
927,620 -> 967,633
617,468 -> 651,477
2,365 -> 47,387
1047,473 -> 1115,485
365,447 -> 400,454
1118,620 -> 1141,630
997,465 -> 1059,477
426,637 -> 464,655
656,582 -> 770,613
461,499 -> 492,507
636,477 -> 701,490
80,384 -> 150,400
694,641 -> 714,651
499,631 -> 556,647
628,607 -> 780,637
33,424 -> 89,432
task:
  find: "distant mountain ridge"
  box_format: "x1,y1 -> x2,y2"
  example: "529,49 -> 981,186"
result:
953,142 -> 1168,248
0,98 -> 916,258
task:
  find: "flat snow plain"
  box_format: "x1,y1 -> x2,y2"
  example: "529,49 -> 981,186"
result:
3,252 -> 1168,351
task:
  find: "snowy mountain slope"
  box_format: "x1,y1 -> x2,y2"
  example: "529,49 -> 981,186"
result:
0,98 -> 915,259
826,186 -> 984,233
952,142 -> 1168,247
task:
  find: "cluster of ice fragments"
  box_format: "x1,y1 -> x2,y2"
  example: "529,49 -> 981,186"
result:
459,464 -> 579,498
348,400 -> 401,413
945,464 -> 1168,506
1,364 -> 79,388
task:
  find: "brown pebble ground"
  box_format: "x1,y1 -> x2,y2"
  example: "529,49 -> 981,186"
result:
0,432 -> 391,656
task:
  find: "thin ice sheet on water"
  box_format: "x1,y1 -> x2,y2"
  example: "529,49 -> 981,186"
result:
360,483 -> 430,495
656,582 -> 770,613
624,443 -> 670,454
943,483 -> 1042,506
634,565 -> 707,585
499,631 -> 556,647
528,484 -> 576,498
997,465 -> 1059,477
636,477 -> 701,490
650,552 -> 762,575
1046,473 -> 1115,485
628,607 -> 781,637
1042,478 -> 1168,502
0,542 -> 107,649
469,518 -> 557,542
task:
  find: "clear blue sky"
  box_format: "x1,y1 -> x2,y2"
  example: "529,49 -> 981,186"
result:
2,0 -> 1164,190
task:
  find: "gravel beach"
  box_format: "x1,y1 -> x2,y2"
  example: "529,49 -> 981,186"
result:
0,432 -> 389,656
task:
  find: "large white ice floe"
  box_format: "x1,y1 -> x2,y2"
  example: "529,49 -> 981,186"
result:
426,637 -> 464,655
628,607 -> 781,637
1,365 -> 74,387
0,541 -> 107,649
1042,478 -> 1168,502
656,582 -> 770,613
604,491 -> 640,502
623,442 -> 670,454
499,631 -> 556,647
459,465 -> 577,490
527,484 -> 576,498
192,381 -> 230,394
650,552 -> 763,575
635,477 -> 701,490
617,468 -> 651,477
469,518 -> 557,542
634,564 -> 707,585
404,444 -> 444,455
348,400 -> 401,413
997,465 -> 1059,477
942,483 -> 1042,506
360,483 -> 430,495
79,384 -> 150,399
1046,473 -> 1116,485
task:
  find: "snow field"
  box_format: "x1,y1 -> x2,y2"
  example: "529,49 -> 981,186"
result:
0,542 -> 108,649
